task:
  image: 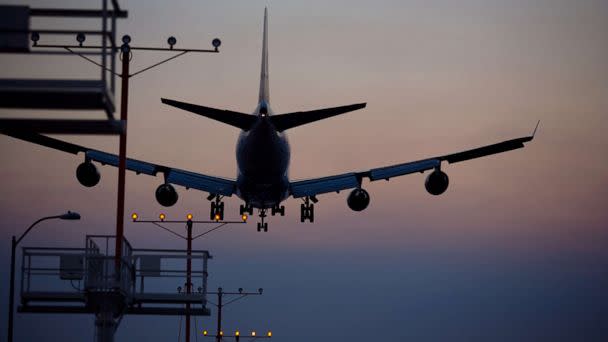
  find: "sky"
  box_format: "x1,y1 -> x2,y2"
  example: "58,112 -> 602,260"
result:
1,0 -> 607,341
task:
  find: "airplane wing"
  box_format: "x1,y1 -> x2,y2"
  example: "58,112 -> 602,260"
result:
0,130 -> 236,196
290,122 -> 539,198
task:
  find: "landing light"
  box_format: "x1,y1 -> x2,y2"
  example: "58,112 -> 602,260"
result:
131,213 -> 138,221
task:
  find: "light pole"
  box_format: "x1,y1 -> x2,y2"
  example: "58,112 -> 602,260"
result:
7,211 -> 81,342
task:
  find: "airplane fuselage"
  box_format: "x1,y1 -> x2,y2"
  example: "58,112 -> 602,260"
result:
236,104 -> 290,208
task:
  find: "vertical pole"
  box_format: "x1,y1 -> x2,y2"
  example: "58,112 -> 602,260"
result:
7,236 -> 16,342
186,220 -> 193,342
114,44 -> 129,270
216,289 -> 223,342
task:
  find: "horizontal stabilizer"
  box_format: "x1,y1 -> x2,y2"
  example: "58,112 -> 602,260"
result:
270,103 -> 366,131
161,98 -> 257,131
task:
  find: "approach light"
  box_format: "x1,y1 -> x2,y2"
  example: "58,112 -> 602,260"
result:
131,213 -> 138,221
30,32 -> 40,45
251,331 -> 256,337
122,35 -> 131,44
187,213 -> 193,221
258,288 -> 263,294
267,331 -> 272,337
214,213 -> 221,221
76,32 -> 86,46
242,214 -> 248,222
238,287 -> 243,294
177,286 -> 182,293
235,331 -> 240,336
159,213 -> 166,221
203,330 -> 208,336
219,331 -> 223,336
167,36 -> 177,48
212,38 -> 222,48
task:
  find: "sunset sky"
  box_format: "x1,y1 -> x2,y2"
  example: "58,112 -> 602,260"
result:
1,0 -> 607,341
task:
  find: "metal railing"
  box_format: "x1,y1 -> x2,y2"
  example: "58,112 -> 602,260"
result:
19,235 -> 211,312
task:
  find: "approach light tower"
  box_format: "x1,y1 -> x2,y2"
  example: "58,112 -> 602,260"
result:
131,213 -> 247,342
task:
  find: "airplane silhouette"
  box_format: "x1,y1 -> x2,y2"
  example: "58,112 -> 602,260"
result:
0,8 -> 537,231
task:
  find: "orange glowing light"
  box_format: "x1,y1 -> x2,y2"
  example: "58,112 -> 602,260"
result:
131,213 -> 138,221
203,330 -> 207,336
235,331 -> 240,336
242,214 -> 248,222
251,331 -> 256,337
159,213 -> 166,221
186,213 -> 193,220
267,331 -> 272,337
214,214 -> 220,221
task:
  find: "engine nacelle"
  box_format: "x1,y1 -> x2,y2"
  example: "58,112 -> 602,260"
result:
76,161 -> 100,187
155,184 -> 178,207
347,188 -> 370,211
425,169 -> 449,195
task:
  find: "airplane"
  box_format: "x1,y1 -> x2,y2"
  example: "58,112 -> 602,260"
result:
0,9 -> 537,232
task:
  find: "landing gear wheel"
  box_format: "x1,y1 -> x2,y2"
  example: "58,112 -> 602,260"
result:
300,198 -> 315,223
240,204 -> 254,216
217,202 -> 225,220
271,205 -> 285,216
209,196 -> 225,220
257,222 -> 268,232
210,202 -> 217,220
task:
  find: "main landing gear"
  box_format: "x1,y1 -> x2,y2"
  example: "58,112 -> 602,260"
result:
271,204 -> 285,216
300,196 -> 317,223
239,203 -> 254,216
209,194 -> 224,221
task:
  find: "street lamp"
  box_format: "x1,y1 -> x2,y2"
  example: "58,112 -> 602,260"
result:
7,211 -> 81,342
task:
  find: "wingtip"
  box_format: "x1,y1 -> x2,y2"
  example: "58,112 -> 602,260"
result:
532,120 -> 540,138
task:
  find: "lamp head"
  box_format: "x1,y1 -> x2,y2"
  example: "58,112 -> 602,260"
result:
167,36 -> 177,48
60,211 -> 81,220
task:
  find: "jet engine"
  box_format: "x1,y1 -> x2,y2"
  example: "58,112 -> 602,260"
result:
155,184 -> 178,207
347,188 -> 370,211
425,169 -> 449,195
76,161 -> 100,187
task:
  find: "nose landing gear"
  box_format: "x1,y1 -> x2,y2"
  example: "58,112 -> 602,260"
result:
257,209 -> 268,232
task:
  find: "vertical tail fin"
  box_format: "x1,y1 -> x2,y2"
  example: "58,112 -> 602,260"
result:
258,7 -> 269,104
